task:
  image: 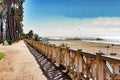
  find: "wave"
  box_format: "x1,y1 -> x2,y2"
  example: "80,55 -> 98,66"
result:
82,39 -> 120,45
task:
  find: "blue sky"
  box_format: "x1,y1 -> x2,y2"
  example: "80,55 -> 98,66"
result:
23,0 -> 120,39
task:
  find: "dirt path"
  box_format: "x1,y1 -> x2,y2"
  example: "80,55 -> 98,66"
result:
0,40 -> 47,80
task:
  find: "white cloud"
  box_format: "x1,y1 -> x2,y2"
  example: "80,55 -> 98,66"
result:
77,17 -> 120,28
23,16 -> 120,39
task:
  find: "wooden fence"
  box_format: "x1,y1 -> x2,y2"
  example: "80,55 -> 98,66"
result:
24,39 -> 120,80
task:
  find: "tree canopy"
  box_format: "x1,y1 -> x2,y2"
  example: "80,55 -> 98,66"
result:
0,0 -> 25,43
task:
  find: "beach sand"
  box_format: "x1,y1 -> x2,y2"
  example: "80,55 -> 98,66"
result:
0,40 -> 47,80
49,40 -> 120,58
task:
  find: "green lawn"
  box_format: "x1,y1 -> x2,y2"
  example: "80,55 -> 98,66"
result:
0,53 -> 4,60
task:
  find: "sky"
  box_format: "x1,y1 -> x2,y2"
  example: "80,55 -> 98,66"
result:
23,0 -> 120,39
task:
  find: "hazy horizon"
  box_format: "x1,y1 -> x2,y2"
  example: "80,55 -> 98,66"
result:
23,0 -> 120,39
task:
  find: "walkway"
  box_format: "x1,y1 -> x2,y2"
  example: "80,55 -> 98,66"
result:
0,41 -> 47,80
26,43 -> 71,80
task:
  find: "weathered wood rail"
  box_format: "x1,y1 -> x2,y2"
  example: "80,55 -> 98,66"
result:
25,42 -> 71,80
25,39 -> 120,80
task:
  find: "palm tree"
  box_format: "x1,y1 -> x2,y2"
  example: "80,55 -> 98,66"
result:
4,0 -> 13,41
2,0 -> 24,42
0,5 -> 2,42
0,1 -> 4,43
28,30 -> 34,39
12,0 -> 24,41
33,34 -> 41,41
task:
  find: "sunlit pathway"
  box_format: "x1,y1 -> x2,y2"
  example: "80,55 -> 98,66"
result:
0,41 -> 47,80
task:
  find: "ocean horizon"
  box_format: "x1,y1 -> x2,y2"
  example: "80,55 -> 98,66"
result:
46,36 -> 120,45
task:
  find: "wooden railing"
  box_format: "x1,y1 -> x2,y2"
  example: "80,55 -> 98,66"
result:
24,39 -> 120,80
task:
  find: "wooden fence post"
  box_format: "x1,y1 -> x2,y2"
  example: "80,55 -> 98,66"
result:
65,47 -> 70,72
113,63 -> 119,79
56,47 -> 61,67
96,53 -> 104,80
76,49 -> 83,80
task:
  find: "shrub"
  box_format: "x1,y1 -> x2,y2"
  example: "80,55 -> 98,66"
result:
60,43 -> 68,48
0,53 -> 4,60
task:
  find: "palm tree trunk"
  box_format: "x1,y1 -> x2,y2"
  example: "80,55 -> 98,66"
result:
0,21 -> 3,42
6,7 -> 12,41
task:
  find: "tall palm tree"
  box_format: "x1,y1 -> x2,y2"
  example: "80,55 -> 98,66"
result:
2,0 -> 24,42
12,0 -> 24,41
4,0 -> 12,41
0,3 -> 2,42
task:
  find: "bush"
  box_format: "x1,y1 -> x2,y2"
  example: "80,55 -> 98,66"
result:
60,43 -> 68,48
0,53 -> 4,60
96,38 -> 103,40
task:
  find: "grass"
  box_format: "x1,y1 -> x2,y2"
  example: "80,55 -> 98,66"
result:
13,40 -> 21,44
68,71 -> 74,79
0,52 -> 4,60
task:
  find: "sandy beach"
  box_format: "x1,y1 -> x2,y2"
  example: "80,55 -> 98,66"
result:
49,40 -> 120,58
0,41 -> 47,80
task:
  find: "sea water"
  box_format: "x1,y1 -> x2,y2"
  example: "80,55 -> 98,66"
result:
83,38 -> 120,45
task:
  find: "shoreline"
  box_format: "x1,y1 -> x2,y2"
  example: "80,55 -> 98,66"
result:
81,40 -> 120,45
50,39 -> 120,45
49,40 -> 120,58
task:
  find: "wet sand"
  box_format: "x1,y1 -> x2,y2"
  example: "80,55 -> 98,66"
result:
0,41 -> 47,80
49,40 -> 120,58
